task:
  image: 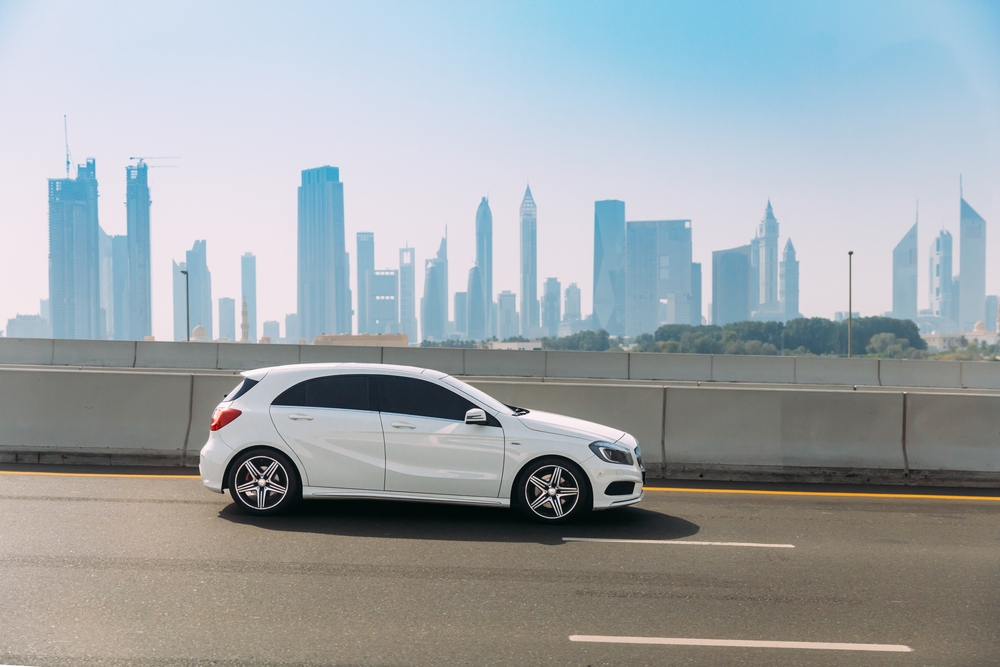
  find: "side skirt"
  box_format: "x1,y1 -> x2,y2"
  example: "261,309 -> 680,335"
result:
302,486 -> 511,507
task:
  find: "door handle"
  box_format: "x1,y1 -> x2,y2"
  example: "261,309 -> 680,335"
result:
390,421 -> 416,429
288,413 -> 313,421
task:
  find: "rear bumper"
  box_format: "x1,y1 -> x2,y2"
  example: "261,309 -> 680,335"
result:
199,433 -> 232,493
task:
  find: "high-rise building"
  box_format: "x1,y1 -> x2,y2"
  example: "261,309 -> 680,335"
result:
467,267 -> 487,340
779,240 -> 800,321
185,240 -> 213,339
625,220 -> 693,336
497,290 -> 519,341
453,292 -> 468,337
892,220 -> 918,321
542,278 -> 561,337
593,200 -> 626,335
263,321 -> 280,342
356,232 -> 375,334
399,247 -> 417,344
690,263 -> 702,326
98,227 -> 114,339
218,297 -> 236,341
929,230 -> 955,321
564,283 -> 581,322
712,245 -> 753,326
421,236 -> 448,342
475,197 -> 493,336
6,314 -> 50,338
752,201 -> 780,318
241,253 -> 257,342
519,186 -> 538,335
298,166 -> 350,342
126,161 -> 152,340
49,158 -> 100,339
986,295 -> 999,333
368,269 -> 399,334
284,313 -> 299,343
111,235 -> 129,340
958,195 -> 987,331
172,260 -> 188,341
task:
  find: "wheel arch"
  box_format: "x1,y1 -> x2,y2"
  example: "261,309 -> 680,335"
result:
510,454 -> 594,510
222,444 -> 305,498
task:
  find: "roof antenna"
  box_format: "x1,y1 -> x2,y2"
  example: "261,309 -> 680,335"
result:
63,115 -> 72,178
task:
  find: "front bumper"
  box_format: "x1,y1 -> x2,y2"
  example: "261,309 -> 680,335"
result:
583,456 -> 645,510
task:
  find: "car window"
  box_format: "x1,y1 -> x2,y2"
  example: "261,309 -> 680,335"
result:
272,374 -> 376,411
376,375 -> 478,421
225,378 -> 259,402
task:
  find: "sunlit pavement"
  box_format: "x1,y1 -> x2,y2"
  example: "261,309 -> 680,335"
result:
0,468 -> 997,666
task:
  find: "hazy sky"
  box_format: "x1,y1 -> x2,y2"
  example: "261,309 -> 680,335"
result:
0,0 -> 998,339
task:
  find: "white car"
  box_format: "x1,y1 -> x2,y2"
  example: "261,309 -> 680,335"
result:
200,363 -> 644,522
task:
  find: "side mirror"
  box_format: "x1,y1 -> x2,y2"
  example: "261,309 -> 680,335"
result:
464,408 -> 488,425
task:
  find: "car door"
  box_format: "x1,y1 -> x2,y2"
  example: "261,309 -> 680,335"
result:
270,374 -> 385,490
376,374 -> 505,497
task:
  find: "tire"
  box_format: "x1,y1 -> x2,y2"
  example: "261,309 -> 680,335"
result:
227,448 -> 300,516
516,457 -> 591,523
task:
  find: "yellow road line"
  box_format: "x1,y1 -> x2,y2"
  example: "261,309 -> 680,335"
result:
646,486 -> 1000,501
0,470 -> 200,480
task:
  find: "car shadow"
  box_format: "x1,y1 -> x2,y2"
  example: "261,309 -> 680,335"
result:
218,497 -> 700,545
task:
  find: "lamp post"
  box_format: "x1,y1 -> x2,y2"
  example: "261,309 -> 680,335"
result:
847,251 -> 853,358
180,269 -> 190,342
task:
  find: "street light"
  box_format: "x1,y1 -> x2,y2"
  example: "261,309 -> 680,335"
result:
180,270 -> 190,342
848,251 -> 854,358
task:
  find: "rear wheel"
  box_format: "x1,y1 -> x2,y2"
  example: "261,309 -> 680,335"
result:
227,448 -> 300,515
516,457 -> 591,523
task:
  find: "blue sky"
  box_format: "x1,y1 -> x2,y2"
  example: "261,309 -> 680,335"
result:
0,0 -> 997,338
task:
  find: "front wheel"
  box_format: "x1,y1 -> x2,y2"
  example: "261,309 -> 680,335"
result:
227,448 -> 300,515
516,457 -> 591,523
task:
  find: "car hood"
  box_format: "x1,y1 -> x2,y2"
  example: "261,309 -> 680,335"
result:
515,409 -> 625,443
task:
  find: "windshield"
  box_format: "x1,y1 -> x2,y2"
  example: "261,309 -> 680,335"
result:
440,375 -> 513,415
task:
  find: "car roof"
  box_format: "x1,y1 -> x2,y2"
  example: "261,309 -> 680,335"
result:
243,362 -> 448,381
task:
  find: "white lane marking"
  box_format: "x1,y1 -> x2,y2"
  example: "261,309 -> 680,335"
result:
569,635 -> 912,652
563,537 -> 794,548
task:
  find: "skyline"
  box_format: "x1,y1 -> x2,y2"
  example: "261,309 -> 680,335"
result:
0,1 -> 998,340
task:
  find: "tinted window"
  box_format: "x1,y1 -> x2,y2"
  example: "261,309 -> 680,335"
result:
225,378 -> 259,401
376,375 -> 478,421
272,374 -> 376,411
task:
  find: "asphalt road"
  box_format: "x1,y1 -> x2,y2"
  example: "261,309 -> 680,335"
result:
0,468 -> 997,667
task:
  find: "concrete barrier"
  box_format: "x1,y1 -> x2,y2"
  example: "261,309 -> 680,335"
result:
628,352 -> 712,382
184,373 -> 245,464
545,351 -> 629,379
382,347 -> 465,375
217,342 -> 299,370
0,338 -> 54,366
795,356 -> 880,387
52,339 -> 136,368
879,359 -> 962,388
905,392 -> 1000,472
136,340 -> 219,369
959,361 -> 1000,390
465,349 -> 545,377
300,345 -> 382,365
712,355 -> 796,384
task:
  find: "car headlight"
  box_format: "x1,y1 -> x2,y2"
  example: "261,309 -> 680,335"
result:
634,445 -> 644,468
589,441 -> 634,466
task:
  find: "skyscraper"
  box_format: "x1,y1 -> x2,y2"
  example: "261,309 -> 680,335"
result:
98,227 -> 113,339
49,158 -> 100,339
892,220 -> 918,321
519,185 -> 538,335
593,200 -> 626,335
958,194 -> 987,331
690,263 -> 702,326
779,240 -> 800,321
542,278 -> 561,337
185,240 -> 213,339
986,295 -> 999,333
421,236 -> 448,342
453,291 -> 468,337
263,321 -> 280,342
172,260 -> 187,341
624,219 -> 693,336
497,290 -> 519,341
712,245 -> 753,326
297,166 -> 350,342
241,253 -> 257,343
111,234 -> 129,340
466,267 -> 487,341
285,313 -> 299,343
475,197 -> 493,336
929,230 -> 955,321
753,201 -> 780,318
126,161 -> 152,340
564,283 -> 581,322
356,232 -> 375,334
368,269 -> 399,334
399,247 -> 417,344
218,297 -> 236,341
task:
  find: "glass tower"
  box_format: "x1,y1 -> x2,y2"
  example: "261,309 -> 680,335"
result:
958,196 -> 987,331
892,220 -> 918,321
592,200 -> 626,335
126,161 -> 152,340
519,186 -> 538,334
241,253 -> 257,342
399,247 -> 417,344
475,197 -> 493,336
356,232 -> 375,333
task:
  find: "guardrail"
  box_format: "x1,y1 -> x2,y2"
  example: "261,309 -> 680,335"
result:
0,366 -> 996,486
1,337 -> 999,389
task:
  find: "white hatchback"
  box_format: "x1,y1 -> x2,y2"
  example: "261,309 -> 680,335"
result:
200,363 -> 644,522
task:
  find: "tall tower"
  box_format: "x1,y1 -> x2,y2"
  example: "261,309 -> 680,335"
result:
241,252 -> 257,342
542,278 -> 561,337
185,240 -> 212,339
466,266 -> 486,340
126,160 -> 152,340
593,200 -> 626,335
356,232 -> 375,334
399,246 -> 417,344
297,166 -> 349,342
892,214 -> 918,321
929,230 -> 955,321
49,158 -> 101,339
959,191 -> 987,331
519,185 -> 538,335
421,235 -> 448,342
240,296 -> 249,342
754,200 -> 780,314
779,239 -> 800,321
475,197 -> 493,336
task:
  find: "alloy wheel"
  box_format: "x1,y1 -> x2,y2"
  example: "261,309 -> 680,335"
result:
234,455 -> 289,511
524,464 -> 580,520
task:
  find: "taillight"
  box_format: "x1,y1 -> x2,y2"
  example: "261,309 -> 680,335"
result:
210,407 -> 242,431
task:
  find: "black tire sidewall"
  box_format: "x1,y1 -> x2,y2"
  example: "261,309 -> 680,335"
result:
516,456 -> 592,523
227,448 -> 301,516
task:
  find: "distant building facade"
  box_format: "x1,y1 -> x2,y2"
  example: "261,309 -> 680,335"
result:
958,196 -> 987,331
6,314 -> 50,339
111,235 -> 129,340
262,320 -> 280,342
241,253 -> 257,343
466,266 -> 487,340
892,220 -> 918,321
564,283 -> 581,323
368,269 -> 399,334
779,240 -> 800,321
218,297 -> 236,341
421,236 -> 448,342
497,290 -> 519,341
298,166 -> 350,342
625,219 -> 694,336
929,230 -> 956,322
475,197 -> 493,336
356,232 -> 375,334
592,200 -> 626,335
185,240 -> 212,339
752,201 -> 780,320
399,247 -> 417,344
453,291 -> 467,337
712,244 -> 753,326
519,186 -> 539,335
126,161 -> 152,340
542,278 -> 561,337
